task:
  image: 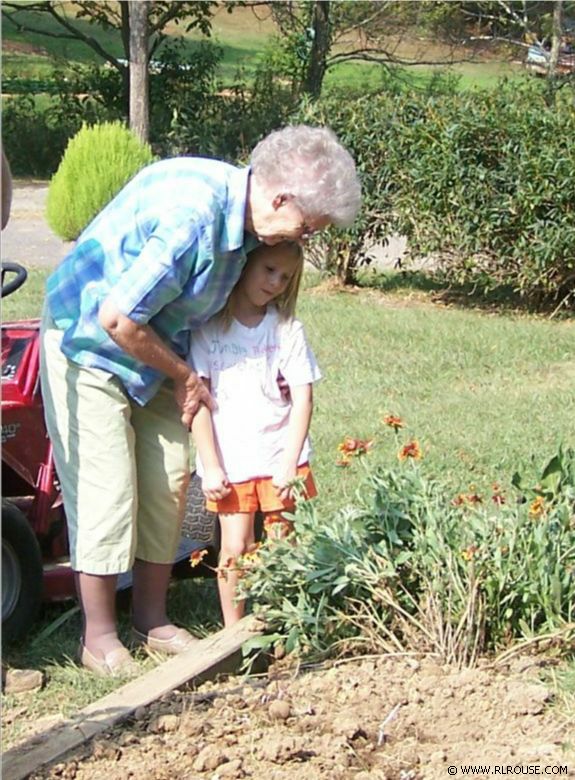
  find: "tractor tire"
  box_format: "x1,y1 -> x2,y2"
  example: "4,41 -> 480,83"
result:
181,471 -> 220,551
2,501 -> 43,643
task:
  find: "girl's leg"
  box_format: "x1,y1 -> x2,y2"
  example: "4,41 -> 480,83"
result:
263,511 -> 295,542
218,512 -> 255,627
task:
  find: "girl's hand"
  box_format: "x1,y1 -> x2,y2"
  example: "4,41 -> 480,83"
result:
202,467 -> 231,502
175,371 -> 216,427
272,463 -> 298,502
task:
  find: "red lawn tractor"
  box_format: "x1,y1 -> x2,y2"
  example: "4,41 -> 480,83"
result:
1,262 -> 219,643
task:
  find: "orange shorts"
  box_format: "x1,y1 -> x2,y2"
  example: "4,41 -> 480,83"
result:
205,464 -> 317,514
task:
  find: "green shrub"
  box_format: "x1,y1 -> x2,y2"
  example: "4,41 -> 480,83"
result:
46,121 -> 155,241
2,95 -> 81,178
294,80 -> 575,307
161,42 -> 298,162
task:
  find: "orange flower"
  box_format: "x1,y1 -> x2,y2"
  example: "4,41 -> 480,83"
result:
451,492 -> 483,507
217,556 -> 235,580
529,496 -> 546,518
398,440 -> 422,461
337,436 -> 374,456
461,544 -> 478,561
189,548 -> 208,568
382,414 -> 405,431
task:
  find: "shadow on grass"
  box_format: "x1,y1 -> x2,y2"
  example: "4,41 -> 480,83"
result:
1,577 -> 222,672
357,270 -> 574,318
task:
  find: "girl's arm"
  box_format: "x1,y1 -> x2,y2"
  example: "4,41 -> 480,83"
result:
272,383 -> 313,501
190,380 -> 231,501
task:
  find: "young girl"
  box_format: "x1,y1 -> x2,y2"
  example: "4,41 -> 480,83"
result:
189,241 -> 321,626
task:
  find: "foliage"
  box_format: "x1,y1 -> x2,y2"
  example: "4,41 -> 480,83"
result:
161,43 -> 298,161
241,433 -> 575,668
149,38 -> 224,153
46,121 -> 155,241
1,1 -> 217,66
294,79 -> 575,306
1,95 -> 81,178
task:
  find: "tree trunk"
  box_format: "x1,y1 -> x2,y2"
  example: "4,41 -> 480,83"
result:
128,0 -> 149,143
302,1 -> 331,100
548,0 -> 564,79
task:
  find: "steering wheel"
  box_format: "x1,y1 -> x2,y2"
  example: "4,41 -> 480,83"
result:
1,262 -> 28,298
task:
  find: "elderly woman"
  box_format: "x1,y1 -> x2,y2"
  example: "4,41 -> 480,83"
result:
40,124 -> 361,676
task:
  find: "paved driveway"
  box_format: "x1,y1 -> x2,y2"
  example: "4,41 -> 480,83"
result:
1,181 -> 72,269
0,181 -> 414,272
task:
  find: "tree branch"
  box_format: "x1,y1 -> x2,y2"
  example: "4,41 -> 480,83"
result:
2,1 -> 121,67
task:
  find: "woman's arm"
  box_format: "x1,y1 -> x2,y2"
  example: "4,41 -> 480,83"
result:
190,380 -> 231,501
99,299 -> 214,427
273,383 -> 313,501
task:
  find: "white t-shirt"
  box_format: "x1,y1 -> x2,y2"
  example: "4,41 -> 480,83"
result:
189,306 -> 321,483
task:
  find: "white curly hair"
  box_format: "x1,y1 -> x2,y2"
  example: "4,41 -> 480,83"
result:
250,125 -> 361,228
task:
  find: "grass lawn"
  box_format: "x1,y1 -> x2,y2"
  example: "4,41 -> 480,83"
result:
2,3 -> 527,91
2,268 -> 574,745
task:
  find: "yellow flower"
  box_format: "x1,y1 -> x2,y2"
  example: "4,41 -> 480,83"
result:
240,542 -> 263,564
529,496 -> 546,518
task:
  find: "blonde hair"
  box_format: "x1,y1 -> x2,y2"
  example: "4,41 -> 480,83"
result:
218,241 -> 304,331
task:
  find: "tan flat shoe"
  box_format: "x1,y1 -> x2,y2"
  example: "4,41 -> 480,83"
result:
131,627 -> 198,656
79,643 -> 139,678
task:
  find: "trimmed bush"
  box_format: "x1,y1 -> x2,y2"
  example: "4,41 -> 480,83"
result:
294,80 -> 575,307
46,122 -> 155,241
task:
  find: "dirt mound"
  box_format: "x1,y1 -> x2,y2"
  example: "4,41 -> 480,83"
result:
29,655 -> 574,779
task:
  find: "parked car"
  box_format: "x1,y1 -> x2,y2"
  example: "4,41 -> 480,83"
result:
1,262 -> 220,642
525,42 -> 575,76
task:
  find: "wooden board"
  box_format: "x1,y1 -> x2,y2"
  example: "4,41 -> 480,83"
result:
3,616 -> 262,780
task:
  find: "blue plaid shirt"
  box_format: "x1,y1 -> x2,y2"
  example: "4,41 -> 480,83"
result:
46,157 -> 257,405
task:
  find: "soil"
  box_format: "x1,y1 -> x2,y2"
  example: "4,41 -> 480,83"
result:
25,653 -> 574,780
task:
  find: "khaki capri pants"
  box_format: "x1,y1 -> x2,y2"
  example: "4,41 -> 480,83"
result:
40,311 -> 190,575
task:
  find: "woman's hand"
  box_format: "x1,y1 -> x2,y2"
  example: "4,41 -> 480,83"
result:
201,466 -> 231,502
175,371 -> 216,428
98,301 -> 216,427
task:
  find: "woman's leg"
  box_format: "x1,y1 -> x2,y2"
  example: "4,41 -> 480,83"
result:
130,382 -> 191,640
75,572 -> 120,654
218,513 -> 255,627
40,312 -> 138,660
131,560 -> 175,639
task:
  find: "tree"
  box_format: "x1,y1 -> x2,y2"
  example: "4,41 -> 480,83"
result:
247,1 -> 500,99
128,0 -> 148,141
446,1 -> 575,80
1,1 -> 218,115
246,0 -> 574,99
